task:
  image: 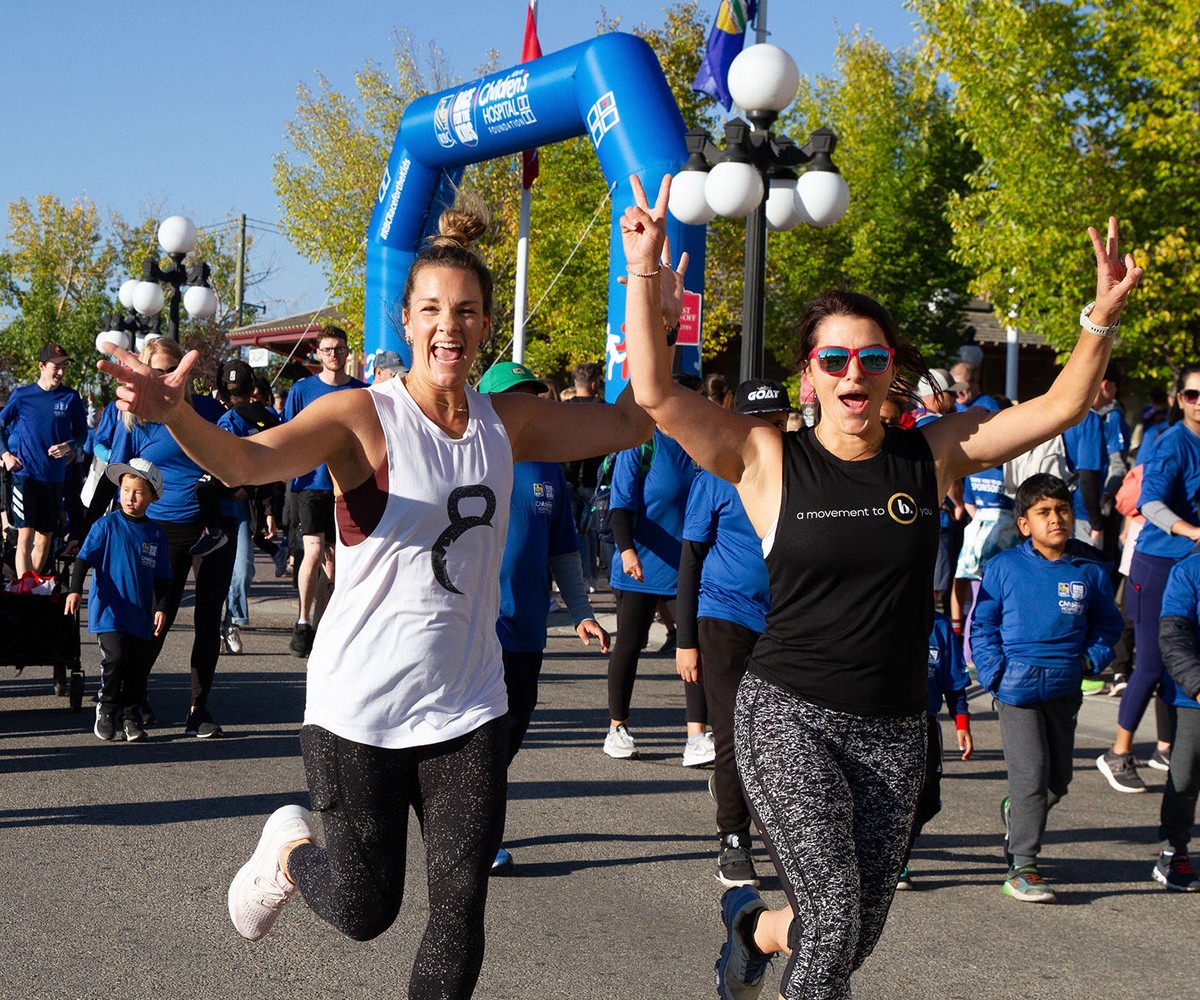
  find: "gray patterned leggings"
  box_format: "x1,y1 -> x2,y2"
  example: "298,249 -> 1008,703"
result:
735,673 -> 926,1000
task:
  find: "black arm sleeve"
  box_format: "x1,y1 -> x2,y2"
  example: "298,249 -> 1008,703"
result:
153,577 -> 170,614
675,540 -> 711,650
69,557 -> 91,595
84,475 -> 117,536
610,507 -> 636,552
1160,615 -> 1200,701
1077,469 -> 1102,525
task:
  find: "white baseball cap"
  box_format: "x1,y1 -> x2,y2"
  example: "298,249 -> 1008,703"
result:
915,368 -> 968,400
105,457 -> 163,499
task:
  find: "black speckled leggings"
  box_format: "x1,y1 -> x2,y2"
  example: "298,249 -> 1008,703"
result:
735,673 -> 926,1000
290,718 -> 507,1000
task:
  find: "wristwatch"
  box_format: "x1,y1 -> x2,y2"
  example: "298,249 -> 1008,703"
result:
1079,301 -> 1120,338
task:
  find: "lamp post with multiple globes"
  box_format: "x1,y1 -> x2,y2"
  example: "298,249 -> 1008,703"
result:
97,215 -> 218,357
668,44 -> 850,381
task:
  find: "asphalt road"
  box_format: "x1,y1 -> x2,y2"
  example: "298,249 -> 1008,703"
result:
1,556 -> 1195,999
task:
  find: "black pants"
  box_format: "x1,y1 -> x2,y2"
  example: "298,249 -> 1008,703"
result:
96,632 -> 155,718
502,649 -> 544,764
607,588 -> 705,722
291,719 -> 508,1000
905,715 -> 944,860
1161,705 -> 1200,854
699,617 -> 758,838
152,518 -> 237,713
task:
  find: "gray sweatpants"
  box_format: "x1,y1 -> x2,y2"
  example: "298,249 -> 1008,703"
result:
996,690 -> 1083,868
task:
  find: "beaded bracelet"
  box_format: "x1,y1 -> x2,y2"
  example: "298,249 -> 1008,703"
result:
626,265 -> 662,278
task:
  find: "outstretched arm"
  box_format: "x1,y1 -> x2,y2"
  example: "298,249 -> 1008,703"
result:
922,217 -> 1143,497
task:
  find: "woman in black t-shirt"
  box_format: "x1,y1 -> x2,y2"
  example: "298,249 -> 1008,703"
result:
618,176 -> 1142,1000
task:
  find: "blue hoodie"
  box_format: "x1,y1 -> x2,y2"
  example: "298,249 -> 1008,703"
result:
971,539 -> 1123,706
1155,553 -> 1200,711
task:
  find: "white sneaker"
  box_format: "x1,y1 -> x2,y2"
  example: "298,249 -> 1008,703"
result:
603,724 -> 638,759
683,730 -> 716,767
225,624 -> 243,655
228,805 -> 313,941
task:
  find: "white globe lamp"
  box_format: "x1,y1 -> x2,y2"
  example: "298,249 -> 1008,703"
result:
797,170 -> 851,228
766,176 -> 807,231
705,160 -> 763,219
96,330 -> 130,355
158,215 -> 199,255
117,278 -> 139,310
183,285 -> 218,320
668,169 -> 717,225
132,280 -> 165,316
728,44 -> 800,114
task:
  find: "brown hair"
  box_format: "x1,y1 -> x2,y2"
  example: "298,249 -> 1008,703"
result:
792,290 -> 932,401
124,337 -> 187,431
401,190 -> 494,317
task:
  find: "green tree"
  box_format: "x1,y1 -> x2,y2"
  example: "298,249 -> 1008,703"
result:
912,0 -> 1200,387
0,195 -> 115,393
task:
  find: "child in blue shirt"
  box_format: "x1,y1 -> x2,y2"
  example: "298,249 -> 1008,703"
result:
1151,555 -> 1200,891
971,473 -> 1123,902
897,612 -> 973,890
65,458 -> 171,743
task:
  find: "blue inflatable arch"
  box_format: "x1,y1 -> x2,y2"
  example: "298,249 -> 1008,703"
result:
363,31 -> 706,399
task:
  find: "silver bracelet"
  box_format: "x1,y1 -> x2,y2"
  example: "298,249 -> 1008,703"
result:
1080,300 -> 1120,338
625,265 -> 662,278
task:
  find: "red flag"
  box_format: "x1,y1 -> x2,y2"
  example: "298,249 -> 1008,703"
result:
521,0 -> 542,189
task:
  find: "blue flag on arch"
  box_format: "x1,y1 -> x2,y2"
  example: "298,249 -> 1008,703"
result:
692,0 -> 758,110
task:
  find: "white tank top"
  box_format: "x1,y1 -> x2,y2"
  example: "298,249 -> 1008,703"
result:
303,378 -> 513,748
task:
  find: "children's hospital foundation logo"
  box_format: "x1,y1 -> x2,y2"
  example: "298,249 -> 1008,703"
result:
795,492 -> 935,525
1057,580 -> 1089,615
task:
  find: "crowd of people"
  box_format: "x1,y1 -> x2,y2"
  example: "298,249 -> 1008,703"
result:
8,171 -> 1200,1000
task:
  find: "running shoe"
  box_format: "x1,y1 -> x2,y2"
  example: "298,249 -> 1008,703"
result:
272,545 -> 289,578
1000,795 -> 1013,869
1152,851 -> 1200,892
683,730 -> 716,768
715,886 -> 773,1000
895,866 -> 914,891
1001,865 -> 1057,903
122,715 -> 147,743
1108,673 -> 1128,696
716,833 -> 760,888
491,846 -> 514,875
185,709 -> 224,739
139,698 -> 157,726
603,724 -> 638,759
289,622 -> 314,658
1096,750 -> 1147,793
658,628 -> 677,655
224,624 -> 243,655
190,528 -> 228,558
1148,748 -> 1171,772
1080,677 -> 1106,696
94,704 -> 117,742
228,805 -> 314,941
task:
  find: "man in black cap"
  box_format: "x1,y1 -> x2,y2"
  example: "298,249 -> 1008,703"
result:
0,343 -> 87,576
370,350 -> 407,384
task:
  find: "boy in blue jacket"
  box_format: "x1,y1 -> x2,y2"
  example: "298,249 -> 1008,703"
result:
971,473 -> 1123,902
1152,555 -> 1200,891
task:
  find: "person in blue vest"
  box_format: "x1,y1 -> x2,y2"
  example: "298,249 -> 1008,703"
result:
0,343 -> 87,577
603,380 -> 703,763
66,457 -> 171,743
479,359 -> 609,873
1153,553 -> 1200,891
1099,362 -> 1200,792
283,325 -> 365,658
676,378 -> 790,888
972,473 -> 1123,902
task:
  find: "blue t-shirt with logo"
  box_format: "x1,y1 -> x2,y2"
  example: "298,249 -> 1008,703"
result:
682,470 -> 769,633
109,417 -> 216,524
1158,553 -> 1200,710
1135,421 -> 1200,560
498,461 -> 579,653
962,466 -> 1014,511
284,374 -> 365,492
78,510 -> 171,639
0,382 -> 87,483
609,429 -> 696,596
1063,409 -> 1105,523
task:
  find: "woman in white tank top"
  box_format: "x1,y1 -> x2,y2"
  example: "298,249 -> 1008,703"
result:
98,191 -> 688,996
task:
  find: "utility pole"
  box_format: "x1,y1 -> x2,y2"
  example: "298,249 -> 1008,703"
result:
235,213 -> 247,327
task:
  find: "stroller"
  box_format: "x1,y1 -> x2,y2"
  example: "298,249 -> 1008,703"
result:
0,551 -> 84,712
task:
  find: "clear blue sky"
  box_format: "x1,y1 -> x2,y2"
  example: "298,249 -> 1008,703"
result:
0,1 -> 921,322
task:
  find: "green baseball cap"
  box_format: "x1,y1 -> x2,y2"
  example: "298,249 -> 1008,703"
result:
478,360 -> 548,395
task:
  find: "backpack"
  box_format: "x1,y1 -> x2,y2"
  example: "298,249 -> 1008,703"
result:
585,438 -> 656,543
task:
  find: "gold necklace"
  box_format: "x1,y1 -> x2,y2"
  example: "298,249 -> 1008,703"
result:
815,423 -> 884,461
404,377 -> 469,414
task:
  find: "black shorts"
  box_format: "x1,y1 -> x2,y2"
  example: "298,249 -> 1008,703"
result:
294,489 -> 335,544
10,476 -> 63,533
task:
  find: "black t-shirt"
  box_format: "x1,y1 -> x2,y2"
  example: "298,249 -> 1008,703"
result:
747,425 -> 939,716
